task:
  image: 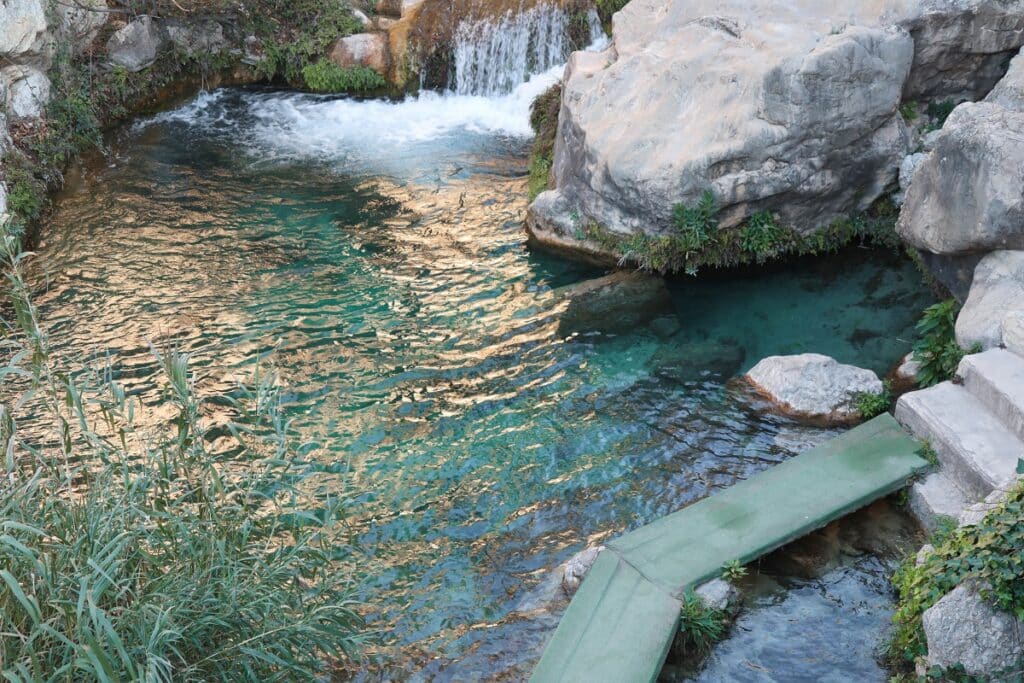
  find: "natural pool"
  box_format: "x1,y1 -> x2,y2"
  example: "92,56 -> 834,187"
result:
29,86 -> 933,679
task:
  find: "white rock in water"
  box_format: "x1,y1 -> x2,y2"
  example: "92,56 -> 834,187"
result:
923,581 -> 1024,677
560,545 -> 604,596
695,578 -> 740,614
746,353 -> 884,424
956,251 -> 1024,351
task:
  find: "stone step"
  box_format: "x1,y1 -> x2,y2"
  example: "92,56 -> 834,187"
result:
959,348 -> 1024,442
895,382 -> 1024,500
907,471 -> 971,533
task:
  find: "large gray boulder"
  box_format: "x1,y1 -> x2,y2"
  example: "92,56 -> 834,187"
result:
0,65 -> 51,121
923,581 -> 1024,676
165,19 -> 230,58
956,250 -> 1024,350
898,51 -> 1024,255
526,0 -> 1024,261
746,353 -> 884,424
0,0 -> 51,68
107,16 -> 166,72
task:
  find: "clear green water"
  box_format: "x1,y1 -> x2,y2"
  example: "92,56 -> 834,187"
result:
31,88 -> 933,679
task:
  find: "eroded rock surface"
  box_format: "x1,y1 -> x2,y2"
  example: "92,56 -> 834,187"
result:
328,32 -> 391,73
527,0 -> 1024,260
923,581 -> 1024,676
956,250 -> 1024,350
746,353 -> 884,424
107,16 -> 167,72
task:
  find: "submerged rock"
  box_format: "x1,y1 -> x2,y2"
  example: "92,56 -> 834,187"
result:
956,251 -> 1024,350
745,353 -> 884,424
923,581 -> 1024,677
649,338 -> 745,383
560,545 -> 604,596
695,578 -> 740,615
526,0 -> 1024,263
107,16 -> 166,72
555,271 -> 673,338
898,51 -> 1024,255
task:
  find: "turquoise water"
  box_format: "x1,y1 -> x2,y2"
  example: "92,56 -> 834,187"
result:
31,88 -> 933,679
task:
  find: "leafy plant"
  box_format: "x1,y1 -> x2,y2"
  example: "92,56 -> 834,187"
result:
0,218 -> 365,680
890,481 -> 1024,669
672,191 -> 718,252
721,559 -> 748,581
855,380 -> 893,419
916,440 -> 940,467
898,101 -> 919,121
677,590 -> 727,657
912,300 -> 972,387
302,62 -> 387,93
739,210 -> 785,261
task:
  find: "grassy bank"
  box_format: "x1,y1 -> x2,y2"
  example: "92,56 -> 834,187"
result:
0,212 -> 366,678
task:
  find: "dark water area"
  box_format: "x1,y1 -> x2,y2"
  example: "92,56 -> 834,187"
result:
27,87 -> 933,679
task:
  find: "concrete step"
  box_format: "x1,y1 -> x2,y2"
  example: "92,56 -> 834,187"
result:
960,348 -> 1024,442
895,382 -> 1024,500
908,471 -> 971,533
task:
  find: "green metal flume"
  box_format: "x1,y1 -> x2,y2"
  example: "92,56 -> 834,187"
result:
530,414 -> 929,683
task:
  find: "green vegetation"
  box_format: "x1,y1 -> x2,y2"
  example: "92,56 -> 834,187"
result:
528,85 -> 562,202
672,190 -> 718,252
912,300 -> 977,387
916,441 -> 940,467
580,194 -> 902,274
0,217 -> 365,679
926,100 -> 958,129
739,210 -> 785,262
720,559 -> 747,581
854,380 -> 893,419
899,101 -> 919,121
594,0 -> 630,32
677,590 -> 727,657
302,62 -> 387,93
890,481 -> 1024,672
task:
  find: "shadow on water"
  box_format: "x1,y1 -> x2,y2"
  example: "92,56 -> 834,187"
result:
27,87 -> 933,680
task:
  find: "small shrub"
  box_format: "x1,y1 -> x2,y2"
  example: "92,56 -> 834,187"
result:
916,441 -> 939,467
302,62 -> 386,93
912,300 -> 972,387
899,101 -> 919,121
672,190 -> 718,252
739,210 -> 785,261
855,380 -> 892,419
677,590 -> 727,657
721,559 -> 747,581
4,166 -> 44,221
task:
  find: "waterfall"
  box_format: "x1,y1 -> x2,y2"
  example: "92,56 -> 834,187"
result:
452,5 -> 606,97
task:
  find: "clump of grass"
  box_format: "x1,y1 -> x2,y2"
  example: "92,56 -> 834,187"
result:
721,559 -> 747,581
672,190 -> 718,252
0,218 -> 365,680
739,210 -> 784,262
527,84 -> 562,202
855,380 -> 893,419
916,440 -> 940,467
677,590 -> 727,657
302,62 -> 386,93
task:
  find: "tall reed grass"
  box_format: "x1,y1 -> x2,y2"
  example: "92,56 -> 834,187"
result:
0,218 -> 365,681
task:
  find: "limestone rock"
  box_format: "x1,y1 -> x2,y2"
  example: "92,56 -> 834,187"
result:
956,251 -> 1024,350
923,581 -> 1024,676
958,484 -> 1011,527
746,353 -> 884,424
695,578 -> 740,615
55,0 -> 108,56
895,352 -> 921,385
0,182 -> 8,222
351,8 -> 373,28
328,32 -> 389,73
166,20 -> 229,58
915,543 -> 935,567
1,65 -> 51,121
107,16 -> 166,72
554,271 -> 673,337
0,0 -> 51,67
895,152 -> 928,206
898,51 -> 1024,255
560,545 -> 604,596
242,35 -> 266,66
1002,310 -> 1024,357
901,0 -> 1024,101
